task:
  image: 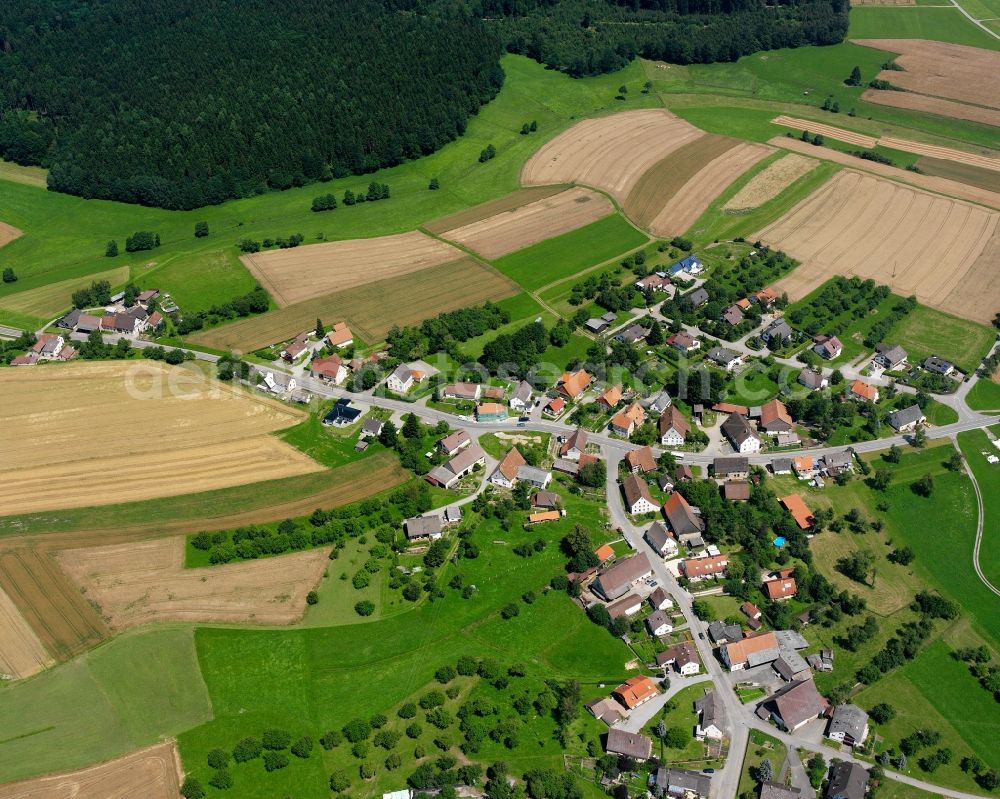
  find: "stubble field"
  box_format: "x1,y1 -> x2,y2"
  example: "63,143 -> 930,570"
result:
521,108 -> 702,200
56,537 -> 330,629
438,187 -> 614,258
0,741 -> 183,799
761,170 -> 1000,324
722,153 -> 819,212
0,583 -> 51,679
772,115 -> 878,147
240,231 -> 463,307
0,362 -> 320,514
0,222 -> 22,249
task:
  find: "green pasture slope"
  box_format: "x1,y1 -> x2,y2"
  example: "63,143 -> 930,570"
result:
492,214 -> 649,292
959,428 -> 1000,590
0,55 -> 657,328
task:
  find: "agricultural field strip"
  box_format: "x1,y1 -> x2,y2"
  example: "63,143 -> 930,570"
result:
722,153 -> 819,212
859,88 -> 1000,129
0,362 -> 320,514
649,142 -> 772,237
521,108 -> 703,200
769,137 -> 1000,210
760,169 -> 1000,325
437,187 -> 614,259
0,741 -> 182,799
422,186 -> 567,234
0,222 -> 22,250
0,265 -> 130,320
772,115 -> 1000,171
239,230 -> 464,307
55,537 -> 330,630
0,582 -> 51,680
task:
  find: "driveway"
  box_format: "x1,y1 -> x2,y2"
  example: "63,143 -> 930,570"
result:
620,673 -> 712,733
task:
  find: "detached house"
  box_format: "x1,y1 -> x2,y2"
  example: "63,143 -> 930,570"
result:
874,343 -> 907,371
509,380 -> 533,413
557,369 -> 593,400
827,704 -> 869,747
310,355 -> 347,385
325,321 -> 353,349
659,406 -> 690,446
438,430 -> 471,457
441,382 -> 482,401
888,404 -> 926,433
722,413 -> 761,454
813,335 -> 843,360
612,676 -> 658,712
560,428 -> 588,460
706,347 -> 743,371
680,554 -> 729,581
694,691 -> 725,741
625,446 -> 657,474
387,364 -> 423,394
596,384 -> 623,409
762,319 -> 794,346
849,380 -> 879,403
605,729 -> 653,762
798,369 -> 828,392
489,448 -> 527,489
281,332 -> 310,362
623,474 -> 660,515
763,576 -> 797,601
722,304 -> 744,326
656,642 -> 700,676
759,399 -> 794,435
610,402 -> 646,438
757,678 -> 827,732
667,332 -> 700,354
645,521 -> 678,558
923,356 -> 955,376
426,445 -> 486,489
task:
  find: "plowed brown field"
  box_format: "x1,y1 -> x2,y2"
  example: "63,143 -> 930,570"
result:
57,537 -> 329,629
241,231 -> 463,307
769,137 -> 1000,210
0,584 -> 51,679
189,257 -> 518,350
439,188 -> 614,258
0,222 -> 22,249
759,170 -> 1000,325
0,362 -> 319,514
648,142 -> 772,237
0,741 -> 182,799
723,154 -> 819,212
772,116 -> 878,148
521,109 -> 703,201
0,548 -> 108,659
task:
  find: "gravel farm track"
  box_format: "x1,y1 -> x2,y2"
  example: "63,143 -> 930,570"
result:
0,741 -> 182,799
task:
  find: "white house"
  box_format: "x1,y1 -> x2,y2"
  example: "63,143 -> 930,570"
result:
694,692 -> 725,741
509,380 -> 533,413
659,406 -> 690,447
622,474 -> 660,515
721,413 -> 761,454
387,364 -> 426,394
646,610 -> 673,637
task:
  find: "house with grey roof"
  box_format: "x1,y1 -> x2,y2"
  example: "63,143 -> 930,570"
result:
593,552 -> 652,600
887,404 -> 926,433
825,761 -> 868,799
684,287 -> 710,307
757,678 -> 827,732
645,521 -> 677,558
404,515 -> 443,541
646,388 -> 672,414
706,346 -> 744,371
760,783 -> 802,799
615,323 -> 648,344
713,456 -> 749,479
646,610 -> 673,637
874,343 -> 907,370
585,317 -> 611,334
509,380 -> 534,412
654,767 -> 711,799
826,704 -> 869,747
694,690 -> 725,740
606,728 -> 652,761
586,697 -> 624,726
721,413 -> 761,454
923,355 -> 955,376
762,319 -> 794,345
798,368 -> 828,391
707,620 -> 742,644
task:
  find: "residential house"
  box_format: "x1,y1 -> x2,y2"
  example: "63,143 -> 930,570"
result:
825,762 -> 869,799
323,398 -> 362,427
759,399 -> 794,435
713,456 -> 749,480
30,334 -> 65,360
649,586 -> 673,611
593,552 -> 652,600
667,332 -> 700,354
752,287 -> 778,308
680,554 -> 729,581
760,784 -> 802,799
387,364 -> 421,394
694,691 -> 725,740
771,457 -> 792,476
798,369 -> 828,391
490,448 -> 527,489
813,335 -> 843,360
675,464 -> 694,482
606,729 -> 653,761
475,402 -> 507,422
780,494 -> 815,530
509,381 -> 534,413
646,610 -> 673,637
560,428 -> 588,460
792,456 -> 816,479
723,481 -> 751,502
654,768 -> 711,799
597,384 -> 624,409
585,697 -> 625,726
610,402 -> 646,438
706,346 -> 743,371
647,389 -> 672,414
585,317 -> 610,334
615,324 -> 648,344
532,491 -> 561,509
708,621 -> 743,644
722,413 -> 762,454
923,356 -> 955,376
659,406 -> 690,446
361,418 -> 384,438
623,474 -> 660,515
722,632 -> 778,670
645,521 -> 678,558
281,332 -> 310,362
557,369 -> 593,400
441,382 -> 482,401
722,304 -> 744,326
608,593 -> 644,618
517,465 -> 551,489
763,576 -> 797,601
310,355 -> 347,384
849,380 -> 879,403
325,321 -> 354,349
821,450 -> 854,475
684,287 -> 709,307
425,445 -> 486,489
404,515 -> 443,541
887,405 -> 926,433
874,343 -> 908,371
146,311 -> 164,330
762,319 -> 794,346
636,274 -> 671,292
663,492 -> 704,543
543,397 -> 566,418
742,602 -> 763,630
757,678 -> 827,732
438,430 -> 471,456
625,446 -> 657,474
251,367 -> 297,395
669,254 -> 704,277
827,704 -> 869,747
443,507 -> 463,525
612,676 -> 658,712
656,642 -> 701,676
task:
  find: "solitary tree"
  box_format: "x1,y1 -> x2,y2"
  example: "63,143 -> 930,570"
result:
316,318 -> 325,337
105,240 -> 119,257
913,473 -> 934,497
428,177 -> 440,190
194,221 -> 209,237
847,66 -> 862,86
1,267 -> 16,283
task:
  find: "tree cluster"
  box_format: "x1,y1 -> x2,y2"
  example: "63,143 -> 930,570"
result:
387,303 -> 510,361
175,285 -> 269,334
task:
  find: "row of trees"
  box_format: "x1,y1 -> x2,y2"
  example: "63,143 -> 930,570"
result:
174,285 -> 270,334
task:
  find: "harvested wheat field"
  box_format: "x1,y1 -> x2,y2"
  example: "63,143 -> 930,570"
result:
648,142 -> 772,237
0,362 -> 320,514
861,89 -> 1000,129
57,537 -> 329,629
622,134 -> 739,228
439,188 -> 614,259
521,109 -> 703,201
241,231 -> 463,307
770,137 -> 1000,210
0,584 -> 51,680
0,548 -> 108,660
759,170 -> 1000,324
880,136 -> 1000,172
854,39 -> 1000,118
724,154 -> 819,212
423,186 -> 566,234
0,221 -> 22,249
0,265 -> 129,322
0,741 -> 182,799
772,116 -> 877,148
190,257 -> 518,351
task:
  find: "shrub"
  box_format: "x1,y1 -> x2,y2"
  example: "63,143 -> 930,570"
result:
436,665 -> 457,683
291,735 -> 314,758
233,737 -> 262,762
361,762 -> 376,779
355,600 -> 375,616
320,730 -> 343,749
306,590 -> 319,605
370,712 -> 388,728
419,690 -> 445,709
375,729 -> 402,749
407,722 -> 423,738
353,571 -> 371,589
208,769 -> 233,789
456,655 -> 478,676
398,702 -> 417,719
386,751 -> 403,770
262,729 -> 291,750
329,769 -> 351,792
352,741 -> 369,759
343,718 -> 372,742
427,707 -> 453,729
500,603 -> 519,619
180,777 -> 205,799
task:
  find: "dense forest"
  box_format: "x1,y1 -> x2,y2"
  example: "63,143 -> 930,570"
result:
0,0 -> 846,209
